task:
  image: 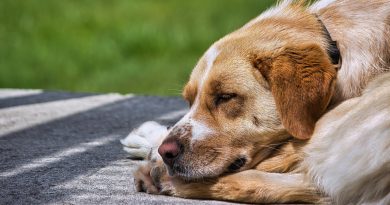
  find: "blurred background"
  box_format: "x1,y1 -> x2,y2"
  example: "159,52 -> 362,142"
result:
0,0 -> 275,95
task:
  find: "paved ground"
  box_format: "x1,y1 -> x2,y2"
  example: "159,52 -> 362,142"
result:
0,89 -> 238,205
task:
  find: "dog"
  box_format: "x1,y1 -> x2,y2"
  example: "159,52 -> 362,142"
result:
131,0 -> 390,203
303,72 -> 390,204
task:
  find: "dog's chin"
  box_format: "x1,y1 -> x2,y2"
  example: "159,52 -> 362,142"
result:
166,156 -> 248,181
166,164 -> 222,181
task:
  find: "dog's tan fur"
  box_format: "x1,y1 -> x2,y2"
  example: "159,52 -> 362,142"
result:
134,0 -> 390,203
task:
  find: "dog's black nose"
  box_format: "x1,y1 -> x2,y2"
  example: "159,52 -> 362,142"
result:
158,140 -> 181,166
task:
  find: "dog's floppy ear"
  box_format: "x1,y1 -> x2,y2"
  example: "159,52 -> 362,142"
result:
254,44 -> 337,140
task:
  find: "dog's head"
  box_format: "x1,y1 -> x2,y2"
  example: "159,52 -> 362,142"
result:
158,6 -> 337,180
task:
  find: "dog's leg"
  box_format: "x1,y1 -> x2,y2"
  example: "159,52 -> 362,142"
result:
170,170 -> 322,204
134,160 -> 323,203
133,159 -> 173,195
255,140 -> 305,173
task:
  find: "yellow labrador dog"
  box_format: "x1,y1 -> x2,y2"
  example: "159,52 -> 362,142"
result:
132,0 -> 390,204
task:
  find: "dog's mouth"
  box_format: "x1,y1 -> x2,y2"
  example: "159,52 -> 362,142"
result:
166,156 -> 248,181
167,163 -> 207,181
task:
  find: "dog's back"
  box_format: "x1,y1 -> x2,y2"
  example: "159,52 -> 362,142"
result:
305,73 -> 390,204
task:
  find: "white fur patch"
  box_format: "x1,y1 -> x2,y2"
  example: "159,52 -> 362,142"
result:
243,0 -> 294,29
309,0 -> 336,12
173,107 -> 213,142
201,45 -> 220,89
168,46 -> 220,142
120,121 -> 168,159
188,46 -> 219,141
190,119 -> 213,141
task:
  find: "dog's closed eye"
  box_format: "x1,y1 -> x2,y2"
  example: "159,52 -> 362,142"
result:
214,93 -> 237,106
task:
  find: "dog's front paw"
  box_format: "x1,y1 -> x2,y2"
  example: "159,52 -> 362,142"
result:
121,121 -> 168,159
134,162 -> 159,194
133,160 -> 175,195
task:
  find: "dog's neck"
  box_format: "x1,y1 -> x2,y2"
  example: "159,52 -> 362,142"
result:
312,1 -> 390,105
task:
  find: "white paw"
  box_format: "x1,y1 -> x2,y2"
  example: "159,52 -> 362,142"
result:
121,121 -> 168,159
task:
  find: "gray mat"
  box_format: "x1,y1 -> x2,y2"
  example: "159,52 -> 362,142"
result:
0,89 -> 238,205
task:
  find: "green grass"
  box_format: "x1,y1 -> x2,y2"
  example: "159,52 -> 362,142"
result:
0,0 -> 275,95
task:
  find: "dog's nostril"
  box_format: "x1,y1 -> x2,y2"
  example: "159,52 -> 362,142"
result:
165,152 -> 177,159
158,140 -> 181,166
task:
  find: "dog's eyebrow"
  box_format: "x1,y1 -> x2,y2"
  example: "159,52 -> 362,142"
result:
208,77 -> 239,94
209,80 -> 223,94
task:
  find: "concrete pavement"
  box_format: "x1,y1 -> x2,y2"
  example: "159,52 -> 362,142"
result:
0,89 -> 237,205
